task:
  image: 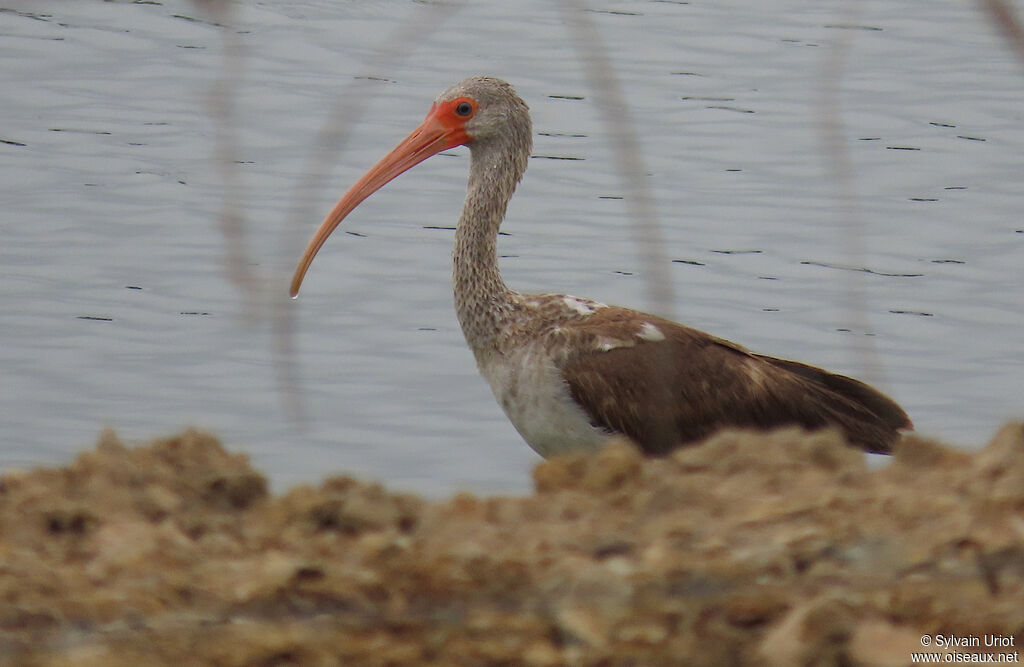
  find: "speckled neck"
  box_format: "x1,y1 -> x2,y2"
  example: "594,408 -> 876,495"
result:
452,119 -> 532,354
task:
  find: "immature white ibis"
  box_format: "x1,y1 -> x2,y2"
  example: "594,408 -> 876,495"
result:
291,76 -> 911,457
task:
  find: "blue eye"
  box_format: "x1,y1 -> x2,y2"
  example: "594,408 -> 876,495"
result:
455,101 -> 473,116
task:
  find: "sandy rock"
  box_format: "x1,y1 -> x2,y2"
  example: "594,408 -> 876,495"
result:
1,424 -> 1022,665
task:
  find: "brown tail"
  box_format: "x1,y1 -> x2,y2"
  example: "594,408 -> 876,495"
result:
757,355 -> 913,453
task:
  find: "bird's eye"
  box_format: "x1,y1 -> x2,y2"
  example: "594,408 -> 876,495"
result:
455,101 -> 474,117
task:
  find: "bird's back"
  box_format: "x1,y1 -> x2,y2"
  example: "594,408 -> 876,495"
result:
476,298 -> 910,456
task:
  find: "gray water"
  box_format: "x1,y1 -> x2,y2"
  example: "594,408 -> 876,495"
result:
2,0 -> 1021,495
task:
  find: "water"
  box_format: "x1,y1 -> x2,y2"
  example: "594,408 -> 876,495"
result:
2,0 -> 1021,496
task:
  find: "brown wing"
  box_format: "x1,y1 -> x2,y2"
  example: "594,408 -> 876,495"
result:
559,307 -> 910,455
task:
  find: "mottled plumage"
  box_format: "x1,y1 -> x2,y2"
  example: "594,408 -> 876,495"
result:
291,76 -> 912,459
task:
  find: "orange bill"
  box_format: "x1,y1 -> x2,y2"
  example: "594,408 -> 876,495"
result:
289,100 -> 472,297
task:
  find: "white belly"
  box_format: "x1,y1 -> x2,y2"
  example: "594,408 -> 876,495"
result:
476,342 -> 610,458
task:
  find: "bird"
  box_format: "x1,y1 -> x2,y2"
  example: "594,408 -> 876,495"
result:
290,76 -> 912,458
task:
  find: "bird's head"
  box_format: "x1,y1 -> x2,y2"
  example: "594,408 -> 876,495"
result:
431,76 -> 531,150
289,76 -> 530,298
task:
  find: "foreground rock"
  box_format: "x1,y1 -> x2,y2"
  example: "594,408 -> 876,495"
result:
0,425 -> 1022,665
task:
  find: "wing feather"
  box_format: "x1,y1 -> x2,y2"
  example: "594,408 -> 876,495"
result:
558,308 -> 909,455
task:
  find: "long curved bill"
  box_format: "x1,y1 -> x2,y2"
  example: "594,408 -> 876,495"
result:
290,102 -> 470,298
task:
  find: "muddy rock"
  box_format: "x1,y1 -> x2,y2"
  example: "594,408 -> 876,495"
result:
0,425 -> 1021,665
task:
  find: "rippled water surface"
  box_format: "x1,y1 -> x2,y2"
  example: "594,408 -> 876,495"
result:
2,0 -> 1021,494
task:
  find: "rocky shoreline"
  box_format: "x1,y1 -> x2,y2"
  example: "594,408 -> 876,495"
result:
1,425 -> 1022,665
